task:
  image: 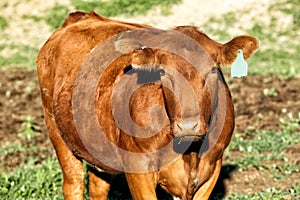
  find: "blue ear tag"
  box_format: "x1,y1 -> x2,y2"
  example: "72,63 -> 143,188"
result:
231,49 -> 248,78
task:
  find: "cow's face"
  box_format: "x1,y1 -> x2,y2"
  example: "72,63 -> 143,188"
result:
128,47 -> 212,154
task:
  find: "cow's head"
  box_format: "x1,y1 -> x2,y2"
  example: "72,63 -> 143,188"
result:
115,27 -> 258,154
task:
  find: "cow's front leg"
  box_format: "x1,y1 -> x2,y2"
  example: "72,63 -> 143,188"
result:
88,168 -> 111,200
125,173 -> 157,200
193,158 -> 222,200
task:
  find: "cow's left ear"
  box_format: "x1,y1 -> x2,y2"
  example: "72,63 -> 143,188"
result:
219,36 -> 259,65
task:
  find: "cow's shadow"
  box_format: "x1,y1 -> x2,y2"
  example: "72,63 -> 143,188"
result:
105,164 -> 237,200
209,164 -> 238,200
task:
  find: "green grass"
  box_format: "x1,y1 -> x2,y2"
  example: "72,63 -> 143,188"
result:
0,157 -> 62,200
227,183 -> 300,200
271,0 -> 300,29
44,5 -> 70,30
72,0 -> 180,17
0,44 -> 39,68
0,115 -> 63,199
0,15 -> 8,31
1,0 -> 299,75
0,116 -> 44,167
43,0 -> 181,30
7,0 -> 181,69
221,115 -> 300,199
22,14 -> 43,22
226,115 -> 300,170
0,116 -> 298,199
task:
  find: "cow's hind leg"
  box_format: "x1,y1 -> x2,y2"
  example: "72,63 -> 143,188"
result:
44,111 -> 85,200
88,167 -> 111,200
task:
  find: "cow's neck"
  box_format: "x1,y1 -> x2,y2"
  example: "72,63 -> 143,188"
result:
183,152 -> 200,199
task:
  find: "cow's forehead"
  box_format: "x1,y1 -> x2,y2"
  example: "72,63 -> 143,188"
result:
114,28 -> 215,76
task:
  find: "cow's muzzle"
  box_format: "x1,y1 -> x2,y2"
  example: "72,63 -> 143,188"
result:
173,134 -> 207,154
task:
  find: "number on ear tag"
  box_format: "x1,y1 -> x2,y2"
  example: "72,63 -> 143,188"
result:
231,49 -> 248,78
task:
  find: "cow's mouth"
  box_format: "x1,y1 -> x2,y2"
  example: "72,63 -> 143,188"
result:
173,134 -> 207,154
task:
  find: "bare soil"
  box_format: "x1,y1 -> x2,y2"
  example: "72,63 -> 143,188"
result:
0,68 -> 299,197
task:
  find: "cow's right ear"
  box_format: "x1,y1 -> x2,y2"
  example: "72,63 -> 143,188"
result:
219,36 -> 259,65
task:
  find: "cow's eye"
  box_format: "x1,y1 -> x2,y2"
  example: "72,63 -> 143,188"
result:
211,66 -> 218,73
205,66 -> 219,81
159,69 -> 165,76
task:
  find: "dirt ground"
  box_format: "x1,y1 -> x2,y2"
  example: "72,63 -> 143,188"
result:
0,67 -> 299,197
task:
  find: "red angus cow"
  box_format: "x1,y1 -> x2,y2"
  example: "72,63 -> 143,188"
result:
36,11 -> 258,200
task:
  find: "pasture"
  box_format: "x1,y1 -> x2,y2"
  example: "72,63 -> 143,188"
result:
0,0 -> 299,199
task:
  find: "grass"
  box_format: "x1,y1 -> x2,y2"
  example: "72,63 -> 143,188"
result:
227,183 -> 300,200
0,115 -> 299,199
0,157 -> 62,199
44,5 -> 71,30
0,45 -> 39,69
72,0 -> 181,18
225,115 -> 300,170
0,116 -> 44,168
0,0 -> 299,76
220,115 -> 300,199
43,0 -> 181,30
272,0 -> 300,29
0,15 -> 8,31
0,115 -> 61,199
0,0 -> 180,69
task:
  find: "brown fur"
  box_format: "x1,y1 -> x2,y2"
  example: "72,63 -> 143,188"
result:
36,11 -> 258,200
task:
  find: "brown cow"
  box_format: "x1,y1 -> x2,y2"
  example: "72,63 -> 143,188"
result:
36,11 -> 258,200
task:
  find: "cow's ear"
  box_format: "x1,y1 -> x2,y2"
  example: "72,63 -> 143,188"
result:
219,36 -> 259,65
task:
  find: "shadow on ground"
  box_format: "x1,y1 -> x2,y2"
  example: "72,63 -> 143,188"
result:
106,164 -> 237,200
209,164 -> 238,200
108,173 -> 173,200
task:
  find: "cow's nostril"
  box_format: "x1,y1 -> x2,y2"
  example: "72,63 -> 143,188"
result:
192,123 -> 199,130
177,123 -> 182,131
176,122 -> 198,132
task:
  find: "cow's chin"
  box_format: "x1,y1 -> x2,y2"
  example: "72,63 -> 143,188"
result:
173,134 -> 206,154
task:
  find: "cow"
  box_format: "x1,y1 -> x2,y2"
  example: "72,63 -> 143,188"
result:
36,11 -> 258,200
